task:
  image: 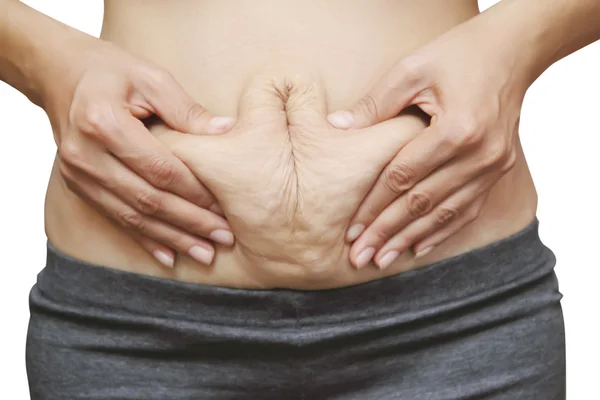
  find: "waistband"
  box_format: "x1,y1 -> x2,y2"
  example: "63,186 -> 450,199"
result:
38,218 -> 556,326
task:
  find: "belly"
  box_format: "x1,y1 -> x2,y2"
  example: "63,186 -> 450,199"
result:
44,0 -> 538,289
149,69 -> 429,284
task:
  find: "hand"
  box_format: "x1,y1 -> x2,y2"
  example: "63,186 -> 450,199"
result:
42,36 -> 236,268
327,12 -> 528,270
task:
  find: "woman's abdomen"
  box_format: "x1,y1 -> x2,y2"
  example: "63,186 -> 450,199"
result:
44,0 -> 539,289
101,0 -> 480,113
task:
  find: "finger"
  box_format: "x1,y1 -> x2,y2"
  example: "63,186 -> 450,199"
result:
371,173 -> 497,270
141,69 -> 234,135
327,59 -> 425,129
62,166 -> 217,266
349,150 -> 493,246
132,234 -> 176,269
346,122 -> 456,242
98,111 -> 219,207
348,169 -> 495,270
411,192 -> 491,259
61,167 -> 180,269
87,152 -> 233,246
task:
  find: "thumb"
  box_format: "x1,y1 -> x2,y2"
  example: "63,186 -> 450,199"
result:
327,62 -> 422,129
144,73 -> 235,135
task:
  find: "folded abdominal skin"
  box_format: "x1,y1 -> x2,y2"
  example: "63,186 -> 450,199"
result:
152,68 -> 429,272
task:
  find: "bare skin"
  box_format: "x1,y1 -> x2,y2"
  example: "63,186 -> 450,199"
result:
1,0 -> 238,267
332,0 -> 600,269
148,70 -> 432,288
41,0 -> 539,289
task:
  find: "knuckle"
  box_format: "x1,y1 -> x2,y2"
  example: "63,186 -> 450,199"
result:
141,67 -> 172,92
443,117 -> 483,148
357,95 -> 380,120
58,141 -> 97,177
371,224 -> 396,244
136,189 -> 163,215
146,155 -> 181,187
80,102 -> 116,137
394,234 -> 412,249
406,191 -> 433,218
58,141 -> 83,166
482,141 -> 508,168
390,56 -> 427,92
117,209 -> 145,231
436,205 -> 460,225
396,58 -> 420,83
382,162 -> 415,194
183,103 -> 208,124
362,203 -> 381,222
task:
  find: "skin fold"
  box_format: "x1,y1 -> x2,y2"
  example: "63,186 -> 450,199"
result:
8,0 -> 538,288
330,0 -> 600,268
3,0 -> 598,288
150,69 -> 428,287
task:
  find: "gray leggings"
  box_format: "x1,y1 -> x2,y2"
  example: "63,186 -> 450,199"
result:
26,218 -> 565,399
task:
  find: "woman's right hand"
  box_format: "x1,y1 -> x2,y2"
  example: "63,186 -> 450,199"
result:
41,35 -> 235,268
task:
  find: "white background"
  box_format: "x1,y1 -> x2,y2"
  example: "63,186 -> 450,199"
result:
0,1 -> 598,398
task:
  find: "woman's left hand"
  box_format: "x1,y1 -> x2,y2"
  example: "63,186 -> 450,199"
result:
327,10 -> 532,270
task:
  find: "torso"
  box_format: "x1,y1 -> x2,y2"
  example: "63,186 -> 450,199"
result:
44,0 -> 538,289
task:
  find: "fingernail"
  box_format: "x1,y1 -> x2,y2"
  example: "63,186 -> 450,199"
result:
355,247 -> 375,269
153,250 -> 174,268
346,224 -> 365,242
208,117 -> 234,132
378,251 -> 399,270
210,229 -> 234,246
414,246 -> 434,259
327,111 -> 354,129
188,245 -> 214,265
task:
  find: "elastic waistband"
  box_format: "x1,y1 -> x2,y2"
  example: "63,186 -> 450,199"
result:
38,218 -> 556,327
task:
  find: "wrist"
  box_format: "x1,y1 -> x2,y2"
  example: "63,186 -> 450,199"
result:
0,1 -> 92,107
0,1 -> 38,103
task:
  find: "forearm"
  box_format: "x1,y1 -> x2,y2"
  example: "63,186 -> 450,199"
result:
0,0 -> 89,106
486,0 -> 600,88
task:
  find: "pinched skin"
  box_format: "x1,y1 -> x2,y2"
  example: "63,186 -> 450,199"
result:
152,71 -> 428,281
43,1 -> 538,290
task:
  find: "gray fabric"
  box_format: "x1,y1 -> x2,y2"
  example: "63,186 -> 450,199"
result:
26,218 -> 565,399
